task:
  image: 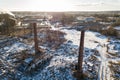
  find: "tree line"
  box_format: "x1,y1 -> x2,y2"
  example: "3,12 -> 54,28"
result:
0,14 -> 16,35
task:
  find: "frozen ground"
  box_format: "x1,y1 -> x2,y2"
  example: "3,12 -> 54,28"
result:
0,27 -> 120,80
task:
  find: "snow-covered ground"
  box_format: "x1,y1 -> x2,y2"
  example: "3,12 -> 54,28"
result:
0,27 -> 120,80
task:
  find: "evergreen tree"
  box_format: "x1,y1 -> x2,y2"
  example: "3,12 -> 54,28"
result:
0,14 -> 16,35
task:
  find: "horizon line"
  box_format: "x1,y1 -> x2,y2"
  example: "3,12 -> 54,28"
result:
11,10 -> 120,12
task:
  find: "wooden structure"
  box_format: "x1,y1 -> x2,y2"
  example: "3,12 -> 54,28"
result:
77,30 -> 85,78
33,23 -> 39,54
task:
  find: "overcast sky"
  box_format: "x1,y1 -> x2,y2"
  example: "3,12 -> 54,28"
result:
0,0 -> 120,11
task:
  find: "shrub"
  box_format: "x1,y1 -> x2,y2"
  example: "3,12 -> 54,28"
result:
61,13 -> 76,25
100,27 -> 118,36
38,29 -> 66,49
111,19 -> 120,27
0,14 -> 16,35
13,28 -> 32,37
108,61 -> 120,79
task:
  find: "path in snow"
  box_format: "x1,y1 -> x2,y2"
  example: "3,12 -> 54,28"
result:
97,43 -> 110,80
97,41 -> 120,80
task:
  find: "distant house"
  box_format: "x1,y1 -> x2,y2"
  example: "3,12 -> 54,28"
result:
114,26 -> 120,38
